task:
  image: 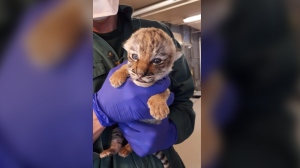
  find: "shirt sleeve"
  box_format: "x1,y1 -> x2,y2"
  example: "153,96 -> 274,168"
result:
160,23 -> 196,144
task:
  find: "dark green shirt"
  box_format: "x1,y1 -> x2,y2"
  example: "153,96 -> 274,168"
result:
94,12 -> 125,59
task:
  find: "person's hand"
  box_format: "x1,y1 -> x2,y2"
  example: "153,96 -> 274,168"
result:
93,62 -> 174,127
118,119 -> 178,157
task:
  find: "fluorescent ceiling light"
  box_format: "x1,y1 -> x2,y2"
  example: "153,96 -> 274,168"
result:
132,0 -> 182,17
183,14 -> 201,23
139,0 -> 199,18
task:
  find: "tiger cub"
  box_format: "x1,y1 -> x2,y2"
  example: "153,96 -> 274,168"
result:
100,27 -> 181,168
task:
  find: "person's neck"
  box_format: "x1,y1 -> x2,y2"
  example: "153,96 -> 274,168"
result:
93,15 -> 118,34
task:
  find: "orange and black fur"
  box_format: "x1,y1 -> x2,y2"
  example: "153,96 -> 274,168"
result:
100,28 -> 181,168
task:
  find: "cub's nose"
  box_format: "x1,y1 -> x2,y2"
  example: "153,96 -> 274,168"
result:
137,73 -> 144,78
136,69 -> 148,78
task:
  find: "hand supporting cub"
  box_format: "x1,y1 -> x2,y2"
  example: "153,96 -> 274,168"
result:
93,62 -> 174,127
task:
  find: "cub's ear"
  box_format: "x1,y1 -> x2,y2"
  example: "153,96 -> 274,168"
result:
123,40 -> 130,51
175,48 -> 183,61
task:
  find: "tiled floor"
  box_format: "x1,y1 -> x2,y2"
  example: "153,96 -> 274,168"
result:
174,97 -> 201,167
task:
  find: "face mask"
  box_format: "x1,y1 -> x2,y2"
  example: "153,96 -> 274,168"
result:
93,0 -> 119,19
93,16 -> 109,21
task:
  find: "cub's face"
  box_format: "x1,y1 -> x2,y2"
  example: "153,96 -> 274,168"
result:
123,28 -> 179,87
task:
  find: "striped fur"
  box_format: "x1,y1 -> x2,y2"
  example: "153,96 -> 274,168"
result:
154,151 -> 170,168
124,27 -> 180,87
99,127 -> 124,158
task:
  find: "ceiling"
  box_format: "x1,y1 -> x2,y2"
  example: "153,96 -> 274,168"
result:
120,0 -> 201,30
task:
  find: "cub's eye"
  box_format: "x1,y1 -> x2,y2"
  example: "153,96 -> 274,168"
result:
152,58 -> 162,64
132,54 -> 138,61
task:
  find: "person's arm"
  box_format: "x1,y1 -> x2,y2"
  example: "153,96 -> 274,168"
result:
161,24 -> 196,143
168,56 -> 196,143
93,111 -> 105,142
92,63 -> 174,143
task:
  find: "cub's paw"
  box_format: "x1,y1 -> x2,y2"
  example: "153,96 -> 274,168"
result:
109,73 -> 127,88
118,144 -> 132,158
148,100 -> 170,120
119,148 -> 131,158
99,148 -> 118,158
